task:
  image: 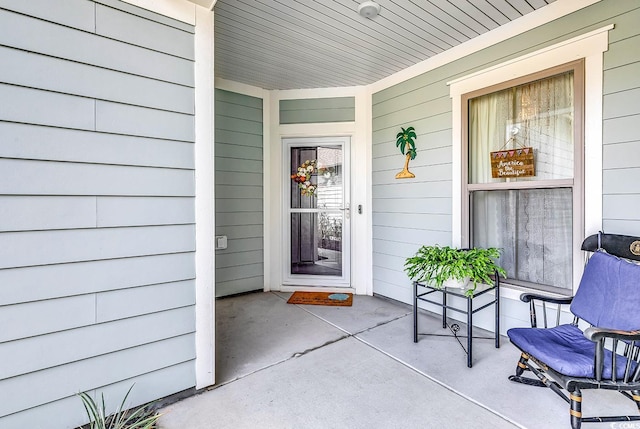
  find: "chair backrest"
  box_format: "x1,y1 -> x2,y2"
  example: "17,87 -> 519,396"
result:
581,232 -> 640,262
571,247 -> 640,331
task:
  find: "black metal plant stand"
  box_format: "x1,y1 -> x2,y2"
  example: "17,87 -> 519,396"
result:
413,274 -> 500,368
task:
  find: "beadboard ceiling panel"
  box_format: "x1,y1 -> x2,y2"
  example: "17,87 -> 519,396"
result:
214,0 -> 555,90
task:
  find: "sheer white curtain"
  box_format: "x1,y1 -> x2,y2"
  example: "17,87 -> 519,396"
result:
469,72 -> 574,290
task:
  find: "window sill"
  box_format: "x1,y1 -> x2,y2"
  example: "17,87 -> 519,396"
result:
499,281 -> 573,301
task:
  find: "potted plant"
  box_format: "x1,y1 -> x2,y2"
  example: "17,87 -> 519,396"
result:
404,245 -> 506,297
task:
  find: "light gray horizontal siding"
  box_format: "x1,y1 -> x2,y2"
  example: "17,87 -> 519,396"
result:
0,8 -> 194,86
372,164 -> 452,186
96,101 -> 195,141
372,252 -> 405,272
216,250 -> 264,268
95,4 -> 195,60
215,157 -> 263,173
603,219 -> 640,236
215,198 -> 263,213
372,181 -> 452,199
216,276 -> 265,297
0,0 -> 96,31
373,213 -> 452,231
0,159 -> 194,196
603,195 -> 640,220
216,212 -> 263,227
0,46 -> 194,114
279,97 -> 355,124
0,225 -> 195,269
370,0 -> 640,302
0,307 -> 194,380
0,335 -> 194,419
97,197 -> 195,227
96,280 -> 195,322
603,141 -> 640,170
0,1 -> 197,427
216,263 -> 264,283
0,295 -> 95,343
602,114 -> 640,145
373,238 -> 434,259
0,362 -> 195,429
216,129 -> 263,147
216,115 -> 263,136
94,0 -> 194,32
216,142 -> 263,160
603,168 -> 640,194
216,170 -> 262,185
373,225 -> 452,246
215,185 -> 263,199
214,238 -> 264,256
0,83 -> 95,129
601,6 -> 640,238
215,89 -> 264,297
0,196 -> 97,232
603,60 -> 640,94
1,253 -> 195,306
0,122 -> 194,169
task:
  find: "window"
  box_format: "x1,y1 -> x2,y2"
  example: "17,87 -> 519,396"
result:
462,60 -> 584,293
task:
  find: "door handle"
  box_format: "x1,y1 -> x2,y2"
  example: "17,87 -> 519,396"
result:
341,203 -> 350,219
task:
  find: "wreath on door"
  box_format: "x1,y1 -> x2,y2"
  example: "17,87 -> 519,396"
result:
291,159 -> 317,196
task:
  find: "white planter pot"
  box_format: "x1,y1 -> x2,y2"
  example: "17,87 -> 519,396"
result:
442,277 -> 470,289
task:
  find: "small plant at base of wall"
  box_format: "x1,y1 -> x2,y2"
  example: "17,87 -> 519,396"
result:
77,384 -> 161,429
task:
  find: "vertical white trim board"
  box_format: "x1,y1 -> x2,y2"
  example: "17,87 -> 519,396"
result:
193,4 -> 215,389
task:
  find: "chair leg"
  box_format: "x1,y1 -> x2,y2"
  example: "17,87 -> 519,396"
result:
508,353 -> 547,387
633,390 -> 640,413
515,352 -> 529,376
570,389 -> 582,429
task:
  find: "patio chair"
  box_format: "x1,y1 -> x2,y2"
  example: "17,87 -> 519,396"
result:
507,232 -> 640,429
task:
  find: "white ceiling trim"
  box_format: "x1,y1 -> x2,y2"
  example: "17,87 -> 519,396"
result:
215,78 -> 269,99
276,85 -> 366,101
189,0 -> 216,10
120,0 -> 197,24
368,0 -> 602,93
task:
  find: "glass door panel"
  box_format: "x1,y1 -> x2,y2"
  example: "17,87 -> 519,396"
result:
286,138 -> 349,286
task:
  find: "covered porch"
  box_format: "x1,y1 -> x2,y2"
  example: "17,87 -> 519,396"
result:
158,292 -> 634,428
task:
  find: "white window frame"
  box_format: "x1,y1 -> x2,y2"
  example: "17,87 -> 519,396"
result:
463,60 -> 584,294
449,26 -> 611,294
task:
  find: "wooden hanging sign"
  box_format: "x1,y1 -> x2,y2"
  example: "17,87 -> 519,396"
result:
490,147 -> 535,178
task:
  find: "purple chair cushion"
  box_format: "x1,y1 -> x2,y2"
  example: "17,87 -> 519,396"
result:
508,324 -> 635,379
571,251 -> 640,332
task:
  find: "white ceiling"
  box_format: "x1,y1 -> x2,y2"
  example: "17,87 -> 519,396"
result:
213,0 -> 555,90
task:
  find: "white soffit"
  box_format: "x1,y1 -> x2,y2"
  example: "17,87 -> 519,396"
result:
213,0 -> 599,90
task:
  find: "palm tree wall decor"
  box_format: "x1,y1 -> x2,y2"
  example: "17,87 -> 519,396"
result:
395,126 -> 417,179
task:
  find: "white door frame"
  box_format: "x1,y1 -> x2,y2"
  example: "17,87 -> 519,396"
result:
267,87 -> 372,297
282,136 -> 351,288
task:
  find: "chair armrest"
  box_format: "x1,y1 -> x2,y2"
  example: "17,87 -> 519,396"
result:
519,293 -> 573,328
520,293 -> 573,305
584,327 -> 640,342
584,327 -> 640,382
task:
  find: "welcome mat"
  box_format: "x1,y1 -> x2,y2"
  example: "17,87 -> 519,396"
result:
287,291 -> 353,307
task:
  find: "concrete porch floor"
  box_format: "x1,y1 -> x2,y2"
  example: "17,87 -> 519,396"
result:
158,292 -> 637,429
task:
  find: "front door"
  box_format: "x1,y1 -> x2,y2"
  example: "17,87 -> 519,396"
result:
284,137 -> 350,287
